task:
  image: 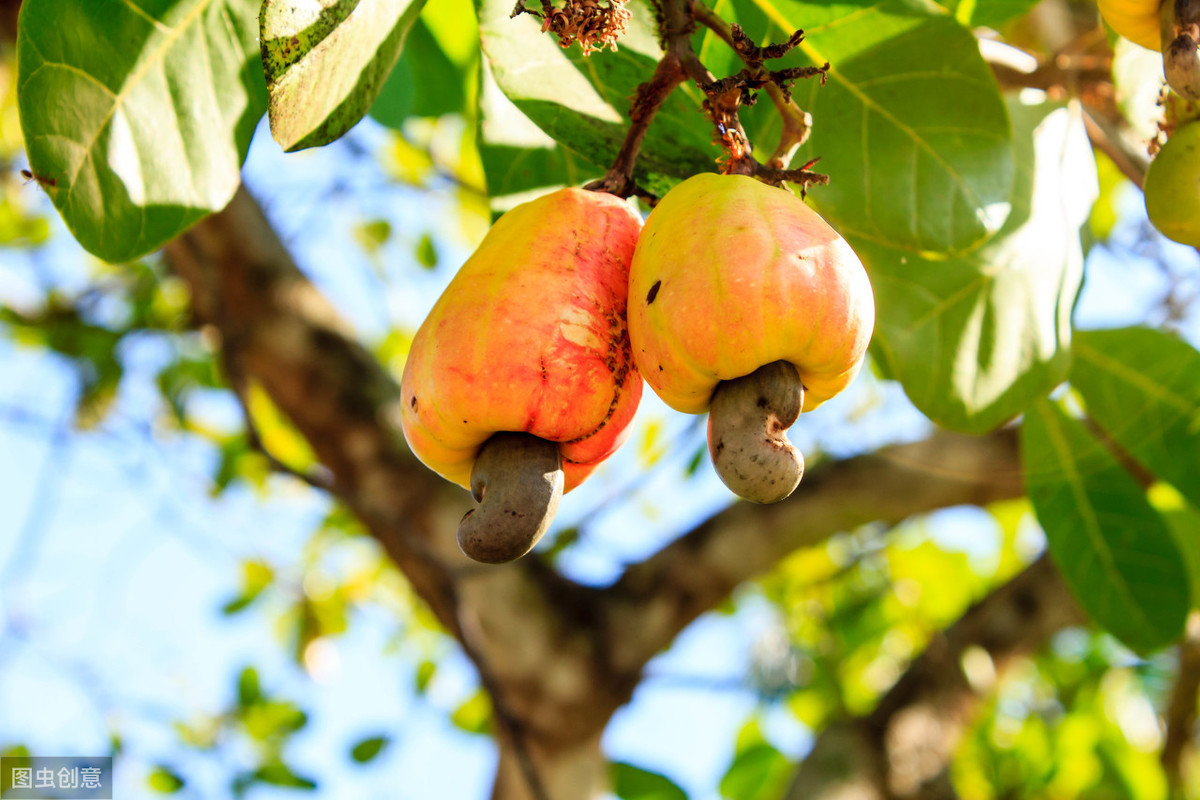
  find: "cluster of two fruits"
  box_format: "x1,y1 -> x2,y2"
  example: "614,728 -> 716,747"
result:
400,174 -> 875,564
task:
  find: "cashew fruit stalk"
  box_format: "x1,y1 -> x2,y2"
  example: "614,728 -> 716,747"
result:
401,188 -> 643,562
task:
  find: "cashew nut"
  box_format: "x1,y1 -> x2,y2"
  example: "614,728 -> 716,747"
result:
457,432 -> 564,564
707,360 -> 805,504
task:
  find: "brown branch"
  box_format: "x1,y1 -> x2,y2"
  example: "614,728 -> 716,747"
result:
690,0 -> 819,168
1163,613 -> 1200,793
784,556 -> 1085,800
603,428 -> 1025,674
585,50 -> 686,198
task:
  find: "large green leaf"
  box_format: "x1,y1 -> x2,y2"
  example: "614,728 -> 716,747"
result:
1022,399 -> 1189,655
261,0 -> 427,151
16,0 -> 266,262
860,100 -> 1093,432
723,0 -> 1014,253
936,0 -> 1041,28
371,0 -> 480,126
478,0 -> 720,196
370,20 -> 466,125
478,60 -> 601,207
1071,328 -> 1200,509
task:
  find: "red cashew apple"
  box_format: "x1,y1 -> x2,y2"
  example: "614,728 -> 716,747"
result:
400,188 -> 643,563
628,173 -> 874,503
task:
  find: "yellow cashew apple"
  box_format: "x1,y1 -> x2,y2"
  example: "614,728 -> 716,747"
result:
1098,0 -> 1162,51
401,188 -> 643,563
628,173 -> 874,503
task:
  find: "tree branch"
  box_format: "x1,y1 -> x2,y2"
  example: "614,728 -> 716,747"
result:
602,428 -> 1024,674
1163,614 -> 1200,792
784,556 -> 1085,800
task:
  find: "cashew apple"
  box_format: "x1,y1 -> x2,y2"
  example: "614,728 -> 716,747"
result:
1145,119 -> 1200,246
1099,0 -> 1163,51
628,173 -> 874,504
400,188 -> 643,563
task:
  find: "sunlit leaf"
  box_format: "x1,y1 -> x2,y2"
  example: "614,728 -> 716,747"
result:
478,0 -> 719,198
237,666 -> 261,708
611,761 -> 688,800
1022,398 -> 1189,654
1150,484 -> 1200,608
416,233 -> 438,269
254,761 -> 317,790
725,0 -> 1014,252
350,735 -> 390,764
450,689 -> 493,735
414,659 -> 437,693
861,100 -> 1093,431
370,20 -> 466,124
16,0 -> 266,261
260,0 -> 427,151
148,766 -> 185,794
1071,327 -> 1200,510
719,743 -> 791,800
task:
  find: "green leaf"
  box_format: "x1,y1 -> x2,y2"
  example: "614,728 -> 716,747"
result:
719,743 -> 792,800
477,59 -> 601,204
936,0 -> 1041,28
237,666 -> 261,708
242,699 -> 309,740
726,0 -> 1014,253
254,761 -> 318,790
370,20 -> 466,124
415,233 -> 438,269
148,766 -> 186,793
414,659 -> 437,693
16,0 -> 266,262
449,689 -> 493,735
610,761 -> 688,800
861,100 -> 1093,432
1071,328 -> 1200,510
1152,485 -> 1200,608
222,560 -> 275,615
260,0 -> 427,151
1022,398 -> 1189,654
350,735 -> 390,763
478,0 -> 719,197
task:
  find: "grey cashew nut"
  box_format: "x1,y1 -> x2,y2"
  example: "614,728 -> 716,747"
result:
707,360 -> 805,504
457,432 -> 564,564
1163,0 -> 1200,101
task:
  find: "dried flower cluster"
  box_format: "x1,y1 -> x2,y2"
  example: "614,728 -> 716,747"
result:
514,0 -> 632,55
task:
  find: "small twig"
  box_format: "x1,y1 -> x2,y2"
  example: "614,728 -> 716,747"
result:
586,51 -> 687,198
1082,109 -> 1148,189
